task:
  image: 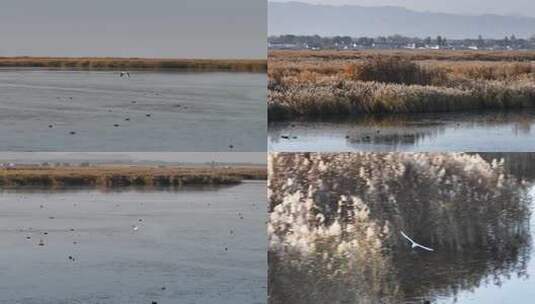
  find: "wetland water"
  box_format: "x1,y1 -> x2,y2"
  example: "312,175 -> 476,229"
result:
268,154 -> 535,304
269,110 -> 535,152
0,181 -> 266,304
0,69 -> 266,151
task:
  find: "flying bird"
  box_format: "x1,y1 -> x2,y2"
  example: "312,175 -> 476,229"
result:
120,71 -> 131,78
401,231 -> 434,252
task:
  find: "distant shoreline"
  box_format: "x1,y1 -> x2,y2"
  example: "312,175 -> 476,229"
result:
0,165 -> 267,189
0,57 -> 267,73
269,49 -> 535,62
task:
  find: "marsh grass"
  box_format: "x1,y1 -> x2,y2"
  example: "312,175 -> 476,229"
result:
343,56 -> 449,85
269,79 -> 535,119
270,49 -> 535,62
0,57 -> 266,72
268,153 -> 531,304
0,165 -> 266,189
268,50 -> 535,119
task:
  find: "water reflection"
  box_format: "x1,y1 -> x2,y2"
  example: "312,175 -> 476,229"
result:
479,153 -> 535,181
0,184 -> 240,194
269,110 -> 535,151
268,153 -> 533,304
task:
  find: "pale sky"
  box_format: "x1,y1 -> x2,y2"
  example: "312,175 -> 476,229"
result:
0,0 -> 266,58
272,0 -> 535,17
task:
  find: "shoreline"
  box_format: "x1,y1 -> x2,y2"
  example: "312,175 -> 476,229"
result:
0,165 -> 267,189
0,57 -> 266,73
269,49 -> 535,62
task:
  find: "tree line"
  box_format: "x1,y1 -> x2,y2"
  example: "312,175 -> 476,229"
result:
269,34 -> 535,50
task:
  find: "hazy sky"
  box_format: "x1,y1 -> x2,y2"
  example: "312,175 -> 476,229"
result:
0,0 -> 266,58
0,153 -> 267,165
273,0 -> 535,17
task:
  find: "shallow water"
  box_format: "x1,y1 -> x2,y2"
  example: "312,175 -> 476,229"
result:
269,110 -> 535,152
430,185 -> 535,304
0,181 -> 266,304
0,69 -> 266,151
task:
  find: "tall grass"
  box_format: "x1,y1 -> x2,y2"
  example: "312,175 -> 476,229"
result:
269,78 -> 535,119
270,57 -> 534,85
269,50 -> 535,119
268,152 -> 531,303
0,57 -> 267,72
270,49 -> 535,62
0,165 -> 266,189
344,56 -> 448,85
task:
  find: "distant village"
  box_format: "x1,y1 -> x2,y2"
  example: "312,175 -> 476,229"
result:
269,34 -> 535,51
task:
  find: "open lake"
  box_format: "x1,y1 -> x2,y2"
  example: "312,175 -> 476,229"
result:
0,181 -> 266,304
0,69 -> 266,151
269,110 -> 535,152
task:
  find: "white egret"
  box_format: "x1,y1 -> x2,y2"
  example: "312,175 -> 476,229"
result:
401,231 -> 434,252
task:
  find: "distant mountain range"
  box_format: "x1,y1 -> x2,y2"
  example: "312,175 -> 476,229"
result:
269,1 -> 535,38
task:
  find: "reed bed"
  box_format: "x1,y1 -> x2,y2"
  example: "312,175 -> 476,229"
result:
269,78 -> 535,119
270,49 -> 535,62
0,57 -> 266,72
269,59 -> 535,84
0,165 -> 266,189
268,50 -> 535,119
268,153 -> 531,303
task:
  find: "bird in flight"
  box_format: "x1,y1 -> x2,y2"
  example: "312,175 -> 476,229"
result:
401,231 -> 434,252
120,71 -> 131,78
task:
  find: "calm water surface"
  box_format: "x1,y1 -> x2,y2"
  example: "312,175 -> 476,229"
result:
269,110 -> 535,152
0,69 -> 266,151
433,185 -> 535,304
0,181 -> 266,304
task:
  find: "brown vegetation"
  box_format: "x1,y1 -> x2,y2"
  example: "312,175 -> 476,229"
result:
268,50 -> 535,119
268,153 -> 531,303
270,49 -> 535,62
0,165 -> 266,189
0,57 -> 266,72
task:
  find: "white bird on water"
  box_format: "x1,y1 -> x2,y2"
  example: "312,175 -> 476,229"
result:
401,231 -> 434,252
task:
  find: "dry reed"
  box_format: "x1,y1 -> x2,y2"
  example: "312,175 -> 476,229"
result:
0,165 -> 266,189
0,57 -> 266,72
269,50 -> 535,119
